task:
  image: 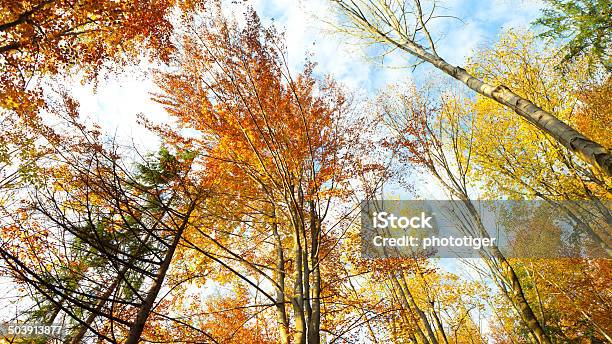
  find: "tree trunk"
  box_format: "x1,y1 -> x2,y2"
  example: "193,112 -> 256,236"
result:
398,274 -> 439,344
125,202 -> 195,344
292,229 -> 307,344
415,264 -> 449,344
390,275 -> 431,344
403,40 -> 612,176
272,215 -> 290,344
462,201 -> 553,344
308,203 -> 321,344
70,272 -> 123,344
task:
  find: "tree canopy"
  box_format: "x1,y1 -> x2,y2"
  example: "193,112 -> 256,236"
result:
0,1 -> 610,343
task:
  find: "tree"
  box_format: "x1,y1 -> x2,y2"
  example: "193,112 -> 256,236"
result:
534,0 -> 611,71
0,116 -> 211,342
463,30 -> 611,255
0,0 -> 211,227
377,82 -> 554,344
149,9 -> 387,344
329,0 -> 612,176
0,0 -> 210,115
574,76 -> 612,149
349,257 -> 488,344
499,213 -> 612,342
444,30 -> 611,342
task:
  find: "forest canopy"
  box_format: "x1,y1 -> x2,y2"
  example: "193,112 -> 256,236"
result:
0,1 -> 610,343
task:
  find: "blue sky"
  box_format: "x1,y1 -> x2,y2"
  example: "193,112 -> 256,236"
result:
251,0 -> 544,92
70,0 -> 545,152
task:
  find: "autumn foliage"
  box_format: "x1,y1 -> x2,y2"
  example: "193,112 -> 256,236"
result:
0,2 -> 610,344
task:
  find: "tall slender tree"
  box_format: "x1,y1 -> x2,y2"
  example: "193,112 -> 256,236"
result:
150,9 -> 387,344
330,0 -> 612,176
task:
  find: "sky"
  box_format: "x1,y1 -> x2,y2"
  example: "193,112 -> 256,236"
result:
70,0 -> 545,152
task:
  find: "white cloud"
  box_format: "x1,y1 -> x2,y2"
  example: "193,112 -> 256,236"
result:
250,0 -> 414,91
68,65 -> 169,150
